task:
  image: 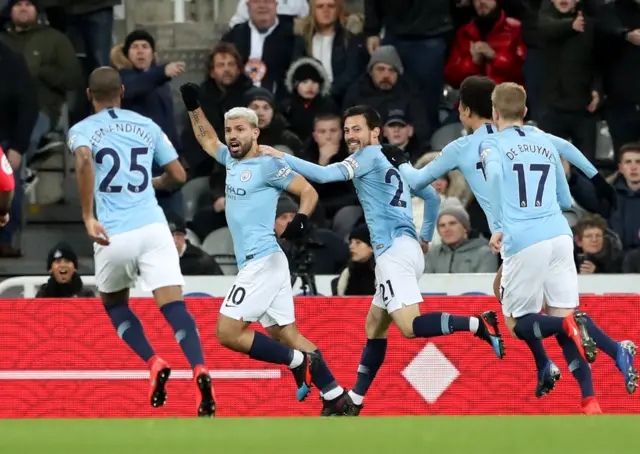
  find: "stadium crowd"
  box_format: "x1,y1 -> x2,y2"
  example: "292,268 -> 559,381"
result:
0,0 -> 638,296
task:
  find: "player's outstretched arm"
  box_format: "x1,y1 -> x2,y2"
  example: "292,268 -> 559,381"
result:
74,146 -> 109,245
554,154 -> 573,210
180,83 -> 222,161
260,146 -> 350,183
399,142 -> 460,191
411,185 -> 440,243
481,140 -> 504,233
280,175 -> 319,240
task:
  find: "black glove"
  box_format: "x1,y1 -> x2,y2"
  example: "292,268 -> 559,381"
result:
591,173 -> 618,214
180,83 -> 200,111
280,213 -> 309,240
381,144 -> 409,169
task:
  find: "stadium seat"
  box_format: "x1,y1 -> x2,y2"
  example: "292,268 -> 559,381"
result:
430,122 -> 466,151
185,228 -> 201,247
181,176 -> 210,222
202,227 -> 238,275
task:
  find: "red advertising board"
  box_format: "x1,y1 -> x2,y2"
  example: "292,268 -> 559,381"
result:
0,296 -> 638,418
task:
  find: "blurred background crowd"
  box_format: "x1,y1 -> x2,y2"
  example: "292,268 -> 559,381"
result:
0,0 -> 638,298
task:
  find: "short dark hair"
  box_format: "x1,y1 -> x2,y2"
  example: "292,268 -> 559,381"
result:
619,142 -> 640,162
313,112 -> 341,126
343,105 -> 381,130
88,66 -> 122,102
459,76 -> 496,120
208,41 -> 242,71
574,213 -> 607,238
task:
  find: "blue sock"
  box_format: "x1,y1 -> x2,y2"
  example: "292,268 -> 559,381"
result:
353,339 -> 387,397
310,350 -> 340,396
105,303 -> 155,363
412,312 -> 471,337
556,333 -> 595,399
160,301 -> 205,369
514,314 -> 564,341
525,338 -> 550,372
249,331 -> 294,365
585,315 -> 618,360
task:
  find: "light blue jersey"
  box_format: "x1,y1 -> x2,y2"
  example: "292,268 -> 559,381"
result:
68,107 -> 178,236
482,126 -> 573,257
281,145 -> 440,258
397,123 -> 597,233
216,145 -> 296,270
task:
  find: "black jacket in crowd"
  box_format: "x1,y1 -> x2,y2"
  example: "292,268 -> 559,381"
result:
538,7 -> 600,111
222,18 -> 303,99
364,0 -> 453,38
36,273 -> 95,298
0,40 -> 38,155
180,242 -> 223,276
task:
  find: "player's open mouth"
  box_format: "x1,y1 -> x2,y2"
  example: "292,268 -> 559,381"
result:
228,141 -> 240,152
347,140 -> 359,147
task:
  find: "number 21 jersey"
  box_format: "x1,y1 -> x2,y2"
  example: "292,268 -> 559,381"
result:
68,108 -> 178,236
341,145 -> 417,257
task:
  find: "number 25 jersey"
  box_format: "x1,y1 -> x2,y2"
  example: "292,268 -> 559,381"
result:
341,145 -> 417,257
68,107 -> 178,236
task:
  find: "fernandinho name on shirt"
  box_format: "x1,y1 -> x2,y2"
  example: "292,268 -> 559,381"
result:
89,123 -> 154,148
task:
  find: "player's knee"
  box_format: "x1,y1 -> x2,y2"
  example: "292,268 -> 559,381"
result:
505,316 -> 519,339
215,319 -> 241,350
493,268 -> 502,301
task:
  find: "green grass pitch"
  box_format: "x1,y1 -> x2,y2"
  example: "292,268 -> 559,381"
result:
0,416 -> 636,454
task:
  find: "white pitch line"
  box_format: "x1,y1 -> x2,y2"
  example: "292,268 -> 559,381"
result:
0,370 -> 281,380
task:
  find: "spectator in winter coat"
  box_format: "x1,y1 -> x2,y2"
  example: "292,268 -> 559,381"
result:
36,242 -> 95,298
425,206 -> 498,274
444,0 -> 526,88
281,56 -> 338,143
335,223 -> 376,296
167,212 -> 223,276
343,45 -> 430,148
573,214 -> 623,274
113,29 -> 185,217
568,143 -> 640,251
380,109 -> 423,164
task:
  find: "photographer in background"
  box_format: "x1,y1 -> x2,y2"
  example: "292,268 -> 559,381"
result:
275,194 -> 348,277
36,242 -> 95,298
573,214 -> 623,274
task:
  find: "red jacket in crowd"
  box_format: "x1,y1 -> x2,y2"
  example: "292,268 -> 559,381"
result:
444,11 -> 526,88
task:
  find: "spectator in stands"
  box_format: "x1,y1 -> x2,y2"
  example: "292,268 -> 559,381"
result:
568,143 -> 640,252
275,194 -> 348,275
335,223 -> 375,296
64,0 -> 119,71
425,206 -> 498,273
538,0 -> 599,163
297,112 -> 358,226
381,109 -> 422,163
343,45 -> 429,148
293,0 -> 366,104
113,29 -> 186,217
600,0 -> 640,157
167,212 -> 222,276
622,248 -> 640,273
4,0 -> 83,163
180,42 -> 253,179
245,87 -> 302,154
364,0 -> 451,137
229,0 -> 309,28
444,0 -> 525,89
222,0 -> 303,98
0,39 -> 37,257
35,242 -> 94,297
282,56 -> 337,143
573,214 -> 623,274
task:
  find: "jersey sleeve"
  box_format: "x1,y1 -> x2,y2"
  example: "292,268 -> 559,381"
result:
411,185 -> 440,242
399,141 -> 461,191
546,133 -> 597,178
266,157 -> 297,190
67,125 -> 92,153
0,151 -> 15,191
553,150 -> 573,210
216,145 -> 232,166
282,153 -> 350,183
339,149 -> 376,180
152,124 -> 179,167
480,137 -> 504,232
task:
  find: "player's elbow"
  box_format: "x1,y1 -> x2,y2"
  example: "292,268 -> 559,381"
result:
166,160 -> 187,185
300,183 -> 319,206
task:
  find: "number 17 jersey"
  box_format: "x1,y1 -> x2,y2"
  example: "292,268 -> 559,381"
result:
68,108 -> 178,236
341,145 -> 417,257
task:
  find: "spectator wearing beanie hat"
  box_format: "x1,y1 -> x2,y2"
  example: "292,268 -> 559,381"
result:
115,28 -> 186,218
424,206 -> 498,274
245,87 -> 303,154
36,242 -> 95,298
335,223 -> 376,296
342,45 -> 430,148
281,57 -> 338,143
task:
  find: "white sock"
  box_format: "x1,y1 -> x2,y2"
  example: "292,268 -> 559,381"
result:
288,350 -> 304,369
323,386 -> 344,401
348,390 -> 364,405
470,317 -> 480,334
